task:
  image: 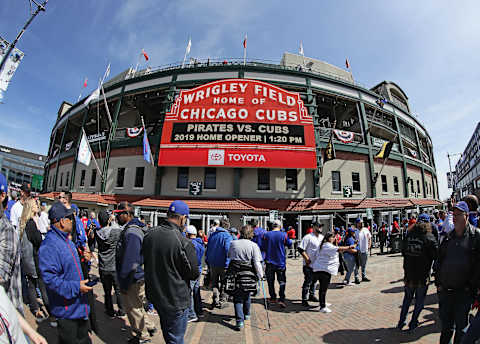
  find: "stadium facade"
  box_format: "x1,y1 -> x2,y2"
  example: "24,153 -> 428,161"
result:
41,53 -> 440,236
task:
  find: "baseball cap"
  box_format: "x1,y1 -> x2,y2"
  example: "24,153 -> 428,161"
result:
418,213 -> 430,223
453,201 -> 469,214
186,225 -> 197,235
272,219 -> 282,228
347,227 -> 356,234
0,173 -> 7,194
355,218 -> 363,224
229,227 -> 238,234
113,202 -> 134,214
312,221 -> 323,227
213,219 -> 220,225
48,201 -> 74,223
168,200 -> 189,216
334,227 -> 340,232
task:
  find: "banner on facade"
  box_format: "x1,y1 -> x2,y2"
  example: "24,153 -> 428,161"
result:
0,37 -> 24,101
333,129 -> 354,143
158,79 -> 316,168
447,172 -> 452,189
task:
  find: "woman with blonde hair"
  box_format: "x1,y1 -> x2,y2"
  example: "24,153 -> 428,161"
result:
20,198 -> 50,323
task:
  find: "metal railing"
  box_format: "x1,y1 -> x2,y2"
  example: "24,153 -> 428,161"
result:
125,57 -> 361,87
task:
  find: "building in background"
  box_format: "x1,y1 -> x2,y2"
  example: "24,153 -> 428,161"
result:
0,144 -> 46,191
454,122 -> 480,200
41,53 -> 440,237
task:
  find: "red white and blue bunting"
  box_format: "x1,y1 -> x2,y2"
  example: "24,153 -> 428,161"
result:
126,127 -> 143,138
407,148 -> 418,158
333,129 -> 354,143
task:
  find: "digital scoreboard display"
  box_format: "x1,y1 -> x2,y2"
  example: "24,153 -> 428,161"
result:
158,79 -> 316,168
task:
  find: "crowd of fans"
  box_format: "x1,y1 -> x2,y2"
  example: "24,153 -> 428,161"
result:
1,170 -> 479,344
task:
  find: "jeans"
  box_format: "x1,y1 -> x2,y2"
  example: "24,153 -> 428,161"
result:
159,308 -> 188,344
301,266 -> 316,300
462,310 -> 480,343
57,318 -> 92,344
99,270 -> 123,315
266,263 -> 286,301
313,271 -> 331,308
438,289 -> 473,344
210,267 -> 226,304
188,278 -> 202,319
357,252 -> 368,279
233,290 -> 251,323
344,254 -> 357,283
398,285 -> 427,327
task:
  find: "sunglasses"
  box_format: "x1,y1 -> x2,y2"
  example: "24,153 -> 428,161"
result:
63,215 -> 75,222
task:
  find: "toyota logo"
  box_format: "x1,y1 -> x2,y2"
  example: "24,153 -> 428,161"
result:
210,153 -> 222,161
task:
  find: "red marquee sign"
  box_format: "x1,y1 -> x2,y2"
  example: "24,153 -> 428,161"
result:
158,79 -> 316,168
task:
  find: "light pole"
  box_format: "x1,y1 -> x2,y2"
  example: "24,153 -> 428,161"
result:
0,0 -> 47,74
447,152 -> 462,196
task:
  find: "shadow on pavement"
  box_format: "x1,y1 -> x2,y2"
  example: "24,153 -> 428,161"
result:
250,298 -> 319,314
201,311 -> 237,330
321,322 -> 440,344
381,286 -> 404,294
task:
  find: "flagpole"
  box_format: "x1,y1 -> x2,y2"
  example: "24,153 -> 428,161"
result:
373,133 -> 398,186
243,34 -> 247,66
100,86 -> 112,125
82,128 -> 103,178
141,116 -> 155,166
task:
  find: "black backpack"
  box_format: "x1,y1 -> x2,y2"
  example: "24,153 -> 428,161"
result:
225,260 -> 258,294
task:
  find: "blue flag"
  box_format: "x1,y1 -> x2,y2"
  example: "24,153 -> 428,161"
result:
143,130 -> 151,163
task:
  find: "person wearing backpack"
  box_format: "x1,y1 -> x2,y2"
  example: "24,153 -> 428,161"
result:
115,202 -> 156,344
226,225 -> 263,331
435,201 -> 480,344
397,222 -> 437,331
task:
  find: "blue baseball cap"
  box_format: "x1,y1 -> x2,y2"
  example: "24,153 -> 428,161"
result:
168,200 -> 189,216
334,227 -> 340,232
418,213 -> 431,223
355,218 -> 363,223
348,227 -> 356,234
454,201 -> 469,214
48,201 -> 74,223
0,173 -> 7,194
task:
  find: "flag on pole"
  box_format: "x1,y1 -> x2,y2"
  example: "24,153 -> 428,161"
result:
299,41 -> 304,56
243,35 -> 247,49
243,34 -> 247,66
143,130 -> 152,164
142,49 -> 149,61
78,130 -> 92,166
186,38 -> 191,54
83,78 -> 88,88
345,58 -> 350,69
375,141 -> 393,159
84,87 -> 100,105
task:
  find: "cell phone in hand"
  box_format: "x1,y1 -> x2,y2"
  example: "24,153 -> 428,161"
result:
86,277 -> 100,287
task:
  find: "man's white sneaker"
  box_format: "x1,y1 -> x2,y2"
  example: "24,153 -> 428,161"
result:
319,307 -> 332,313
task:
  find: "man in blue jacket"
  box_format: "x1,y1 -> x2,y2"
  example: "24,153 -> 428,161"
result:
206,218 -> 233,309
115,201 -> 155,344
39,201 -> 93,344
262,219 -> 292,308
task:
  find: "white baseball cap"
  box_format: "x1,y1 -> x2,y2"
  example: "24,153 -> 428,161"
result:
186,225 -> 197,235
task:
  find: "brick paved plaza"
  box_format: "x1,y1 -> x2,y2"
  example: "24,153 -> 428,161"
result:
27,249 -> 442,344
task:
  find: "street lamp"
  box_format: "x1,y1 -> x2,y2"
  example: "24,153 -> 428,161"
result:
0,0 -> 48,78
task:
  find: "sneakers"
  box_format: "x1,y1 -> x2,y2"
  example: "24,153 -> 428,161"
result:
319,307 -> 332,313
344,281 -> 355,286
187,317 -> 198,323
354,278 -> 361,284
308,295 -> 319,302
362,277 -> 371,282
301,300 -> 310,307
278,300 -> 287,308
235,321 -> 244,331
244,315 -> 251,321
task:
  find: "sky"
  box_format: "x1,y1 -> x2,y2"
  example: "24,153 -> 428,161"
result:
1,0 -> 479,200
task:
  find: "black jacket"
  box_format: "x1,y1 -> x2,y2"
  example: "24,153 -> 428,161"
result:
142,220 -> 199,313
436,223 -> 480,290
402,229 -> 438,285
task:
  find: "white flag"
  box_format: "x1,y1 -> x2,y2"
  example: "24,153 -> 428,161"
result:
186,38 -> 191,54
299,41 -> 304,56
78,131 -> 92,166
84,87 -> 100,105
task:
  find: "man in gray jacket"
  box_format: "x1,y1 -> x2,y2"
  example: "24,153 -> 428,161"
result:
96,210 -> 124,317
